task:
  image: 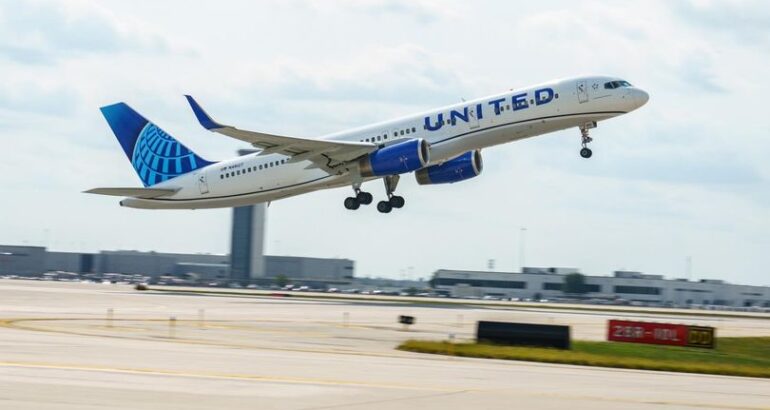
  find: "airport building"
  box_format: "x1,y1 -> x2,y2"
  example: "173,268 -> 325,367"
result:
230,204 -> 267,282
433,267 -> 770,307
0,198 -> 352,286
0,244 -> 353,287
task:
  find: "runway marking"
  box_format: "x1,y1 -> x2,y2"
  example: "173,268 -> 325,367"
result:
2,360 -> 765,410
0,360 -> 458,392
0,318 -> 418,359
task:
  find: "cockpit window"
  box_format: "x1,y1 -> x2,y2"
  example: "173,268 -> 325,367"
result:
604,80 -> 632,89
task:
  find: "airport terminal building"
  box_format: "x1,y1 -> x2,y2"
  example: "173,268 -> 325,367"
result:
0,245 -> 354,287
0,200 -> 354,287
433,268 -> 770,308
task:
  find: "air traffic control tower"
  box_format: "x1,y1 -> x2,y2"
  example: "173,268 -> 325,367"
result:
229,149 -> 266,282
229,204 -> 266,282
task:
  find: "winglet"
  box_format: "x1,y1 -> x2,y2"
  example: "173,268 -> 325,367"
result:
185,95 -> 225,130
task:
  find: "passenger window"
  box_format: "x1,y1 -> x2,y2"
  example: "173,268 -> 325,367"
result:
406,129 -> 410,134
400,130 -> 404,135
555,93 -> 559,99
411,127 -> 416,133
220,175 -> 224,179
506,105 -> 511,110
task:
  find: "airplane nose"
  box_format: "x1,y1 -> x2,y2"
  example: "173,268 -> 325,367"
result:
634,89 -> 649,107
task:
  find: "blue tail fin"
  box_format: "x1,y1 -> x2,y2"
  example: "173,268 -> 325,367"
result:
100,103 -> 214,187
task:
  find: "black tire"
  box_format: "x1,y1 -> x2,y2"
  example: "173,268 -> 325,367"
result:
389,195 -> 405,209
344,197 -> 360,210
376,201 -> 392,213
580,147 -> 593,158
357,191 -> 373,205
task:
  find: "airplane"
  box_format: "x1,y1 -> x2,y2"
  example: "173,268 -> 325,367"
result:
86,75 -> 648,213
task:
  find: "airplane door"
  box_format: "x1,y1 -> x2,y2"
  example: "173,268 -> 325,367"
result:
577,80 -> 589,104
197,172 -> 209,194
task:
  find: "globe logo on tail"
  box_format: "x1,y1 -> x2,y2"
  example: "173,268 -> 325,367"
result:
131,123 -> 202,186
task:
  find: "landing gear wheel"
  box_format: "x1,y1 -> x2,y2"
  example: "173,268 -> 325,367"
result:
356,191 -> 373,205
389,195 -> 405,209
579,124 -> 594,159
344,197 -> 360,210
376,200 -> 393,213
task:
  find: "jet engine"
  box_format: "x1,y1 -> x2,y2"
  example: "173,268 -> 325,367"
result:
415,150 -> 483,185
359,138 -> 430,177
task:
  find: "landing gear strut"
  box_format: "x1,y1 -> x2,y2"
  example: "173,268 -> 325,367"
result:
579,122 -> 596,159
343,183 -> 373,210
343,176 -> 405,213
377,175 -> 404,214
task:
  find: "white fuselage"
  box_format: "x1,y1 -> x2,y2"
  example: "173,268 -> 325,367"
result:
121,76 -> 648,209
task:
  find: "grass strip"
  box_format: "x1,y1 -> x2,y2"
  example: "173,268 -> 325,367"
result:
398,337 -> 770,378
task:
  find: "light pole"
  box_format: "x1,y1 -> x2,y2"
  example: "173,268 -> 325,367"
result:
519,227 -> 527,272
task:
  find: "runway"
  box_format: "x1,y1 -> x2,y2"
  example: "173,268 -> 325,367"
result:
0,280 -> 768,409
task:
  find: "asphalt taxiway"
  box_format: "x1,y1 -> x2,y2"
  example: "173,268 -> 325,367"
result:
0,280 -> 768,409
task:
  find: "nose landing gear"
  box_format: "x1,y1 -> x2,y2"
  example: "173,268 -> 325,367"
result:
579,122 -> 596,159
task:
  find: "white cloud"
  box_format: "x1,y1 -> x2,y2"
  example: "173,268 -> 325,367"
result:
1,0 -> 769,285
0,0 -> 169,64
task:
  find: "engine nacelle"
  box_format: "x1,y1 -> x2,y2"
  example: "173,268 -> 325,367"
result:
415,150 -> 483,185
359,138 -> 430,177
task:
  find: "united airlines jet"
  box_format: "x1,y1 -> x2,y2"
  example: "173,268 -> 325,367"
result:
87,76 -> 648,213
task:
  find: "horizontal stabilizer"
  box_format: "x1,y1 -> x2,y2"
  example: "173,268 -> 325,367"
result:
84,187 -> 179,199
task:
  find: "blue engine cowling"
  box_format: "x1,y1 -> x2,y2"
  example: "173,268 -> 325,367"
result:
359,138 -> 430,177
415,150 -> 483,185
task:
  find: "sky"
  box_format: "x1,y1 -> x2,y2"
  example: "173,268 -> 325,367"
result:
0,0 -> 769,285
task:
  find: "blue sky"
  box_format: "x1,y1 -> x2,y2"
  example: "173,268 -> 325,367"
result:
0,0 -> 768,285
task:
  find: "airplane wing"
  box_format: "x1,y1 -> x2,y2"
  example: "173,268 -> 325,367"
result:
84,187 -> 179,199
185,95 -> 376,171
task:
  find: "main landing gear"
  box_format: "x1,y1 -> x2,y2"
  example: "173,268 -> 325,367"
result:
376,175 -> 404,214
343,175 -> 404,213
579,122 -> 596,159
343,185 -> 373,210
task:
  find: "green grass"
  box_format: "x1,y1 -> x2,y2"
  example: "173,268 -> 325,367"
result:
398,337 -> 770,378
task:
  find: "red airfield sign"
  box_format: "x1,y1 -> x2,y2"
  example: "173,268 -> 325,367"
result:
607,319 -> 715,348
